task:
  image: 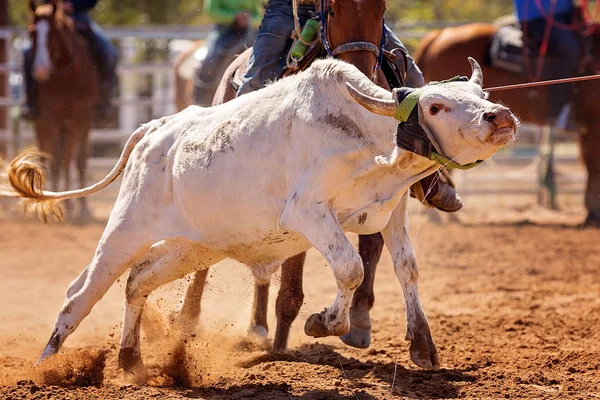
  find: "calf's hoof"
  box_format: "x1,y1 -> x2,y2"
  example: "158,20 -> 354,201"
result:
339,325 -> 371,349
304,311 -> 349,338
409,334 -> 440,370
119,348 -> 148,384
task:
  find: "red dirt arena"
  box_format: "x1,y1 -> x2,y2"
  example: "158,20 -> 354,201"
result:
0,160 -> 599,399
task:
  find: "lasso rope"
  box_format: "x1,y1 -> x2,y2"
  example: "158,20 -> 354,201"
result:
485,73 -> 600,92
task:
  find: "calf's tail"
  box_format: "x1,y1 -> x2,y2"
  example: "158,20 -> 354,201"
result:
2,124 -> 150,221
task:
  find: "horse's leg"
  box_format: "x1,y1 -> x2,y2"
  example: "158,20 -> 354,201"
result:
35,119 -> 60,192
174,268 -> 209,335
61,123 -> 79,218
76,124 -> 92,223
249,280 -> 270,338
580,129 -> 600,226
339,233 -> 383,349
272,252 -> 306,352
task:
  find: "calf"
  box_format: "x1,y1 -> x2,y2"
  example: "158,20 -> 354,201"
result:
4,58 -> 517,381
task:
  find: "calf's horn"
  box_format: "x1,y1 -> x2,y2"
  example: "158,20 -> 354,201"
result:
468,57 -> 483,87
345,82 -> 396,117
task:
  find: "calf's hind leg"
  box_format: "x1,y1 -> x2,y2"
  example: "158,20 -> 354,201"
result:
39,232 -> 147,362
119,238 -> 224,381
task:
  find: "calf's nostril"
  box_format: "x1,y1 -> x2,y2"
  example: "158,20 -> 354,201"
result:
483,112 -> 497,122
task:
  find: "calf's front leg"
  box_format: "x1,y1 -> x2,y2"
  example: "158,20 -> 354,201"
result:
381,194 -> 440,369
282,205 -> 364,338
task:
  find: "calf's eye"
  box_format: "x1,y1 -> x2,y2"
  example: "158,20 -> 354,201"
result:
429,105 -> 441,116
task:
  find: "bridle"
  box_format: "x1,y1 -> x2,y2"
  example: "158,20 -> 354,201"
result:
31,13 -> 76,80
319,0 -> 386,72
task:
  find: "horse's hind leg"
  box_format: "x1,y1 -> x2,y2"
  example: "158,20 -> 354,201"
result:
61,124 -> 78,218
339,233 -> 383,349
273,252 -> 306,352
249,281 -> 270,338
120,239 -> 223,382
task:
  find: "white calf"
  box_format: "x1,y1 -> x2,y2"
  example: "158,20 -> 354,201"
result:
3,58 -> 517,380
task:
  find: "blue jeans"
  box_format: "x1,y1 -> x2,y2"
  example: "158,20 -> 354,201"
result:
72,13 -> 118,77
194,24 -> 255,105
237,0 -> 424,96
524,11 -> 580,117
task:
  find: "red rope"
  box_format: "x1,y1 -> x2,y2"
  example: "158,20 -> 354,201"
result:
533,0 -> 587,30
533,0 -> 558,81
485,73 -> 600,92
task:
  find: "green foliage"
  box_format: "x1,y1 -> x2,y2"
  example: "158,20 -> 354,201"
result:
388,0 -> 515,22
8,0 -> 598,26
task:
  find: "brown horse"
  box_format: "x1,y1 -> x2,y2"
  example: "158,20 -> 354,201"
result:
175,0 -> 441,370
29,0 -> 99,221
414,22 -> 600,225
173,41 -> 204,112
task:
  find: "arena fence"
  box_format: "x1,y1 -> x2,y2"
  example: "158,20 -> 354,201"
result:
0,24 -> 583,197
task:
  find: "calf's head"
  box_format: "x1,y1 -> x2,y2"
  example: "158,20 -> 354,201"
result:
347,58 -> 518,167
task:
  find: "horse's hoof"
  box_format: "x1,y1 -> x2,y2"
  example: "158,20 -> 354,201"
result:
248,323 -> 268,339
409,333 -> 440,370
583,211 -> 600,228
339,325 -> 371,349
304,312 -> 331,338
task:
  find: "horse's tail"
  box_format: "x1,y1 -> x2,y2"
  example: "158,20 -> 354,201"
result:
3,124 -> 150,221
413,29 -> 443,75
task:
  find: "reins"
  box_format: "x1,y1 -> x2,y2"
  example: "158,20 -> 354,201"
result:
289,0 -> 386,73
318,0 -> 386,72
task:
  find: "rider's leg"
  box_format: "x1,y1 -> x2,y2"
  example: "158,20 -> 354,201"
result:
73,13 -> 119,120
544,13 -> 580,123
383,25 -> 425,88
237,0 -> 314,96
384,26 -> 463,212
193,25 -> 248,105
21,47 -> 38,120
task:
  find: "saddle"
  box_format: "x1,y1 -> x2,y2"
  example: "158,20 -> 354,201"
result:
488,10 -> 598,77
489,23 -> 527,75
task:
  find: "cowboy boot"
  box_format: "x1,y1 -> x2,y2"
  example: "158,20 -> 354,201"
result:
21,49 -> 38,121
410,171 -> 463,212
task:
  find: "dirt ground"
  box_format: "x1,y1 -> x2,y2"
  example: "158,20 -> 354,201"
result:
1,162 -> 599,399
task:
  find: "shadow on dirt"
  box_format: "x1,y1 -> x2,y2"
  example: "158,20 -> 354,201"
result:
188,343 -> 476,399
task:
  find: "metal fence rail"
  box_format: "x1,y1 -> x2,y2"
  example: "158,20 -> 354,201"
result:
0,23 -> 582,196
